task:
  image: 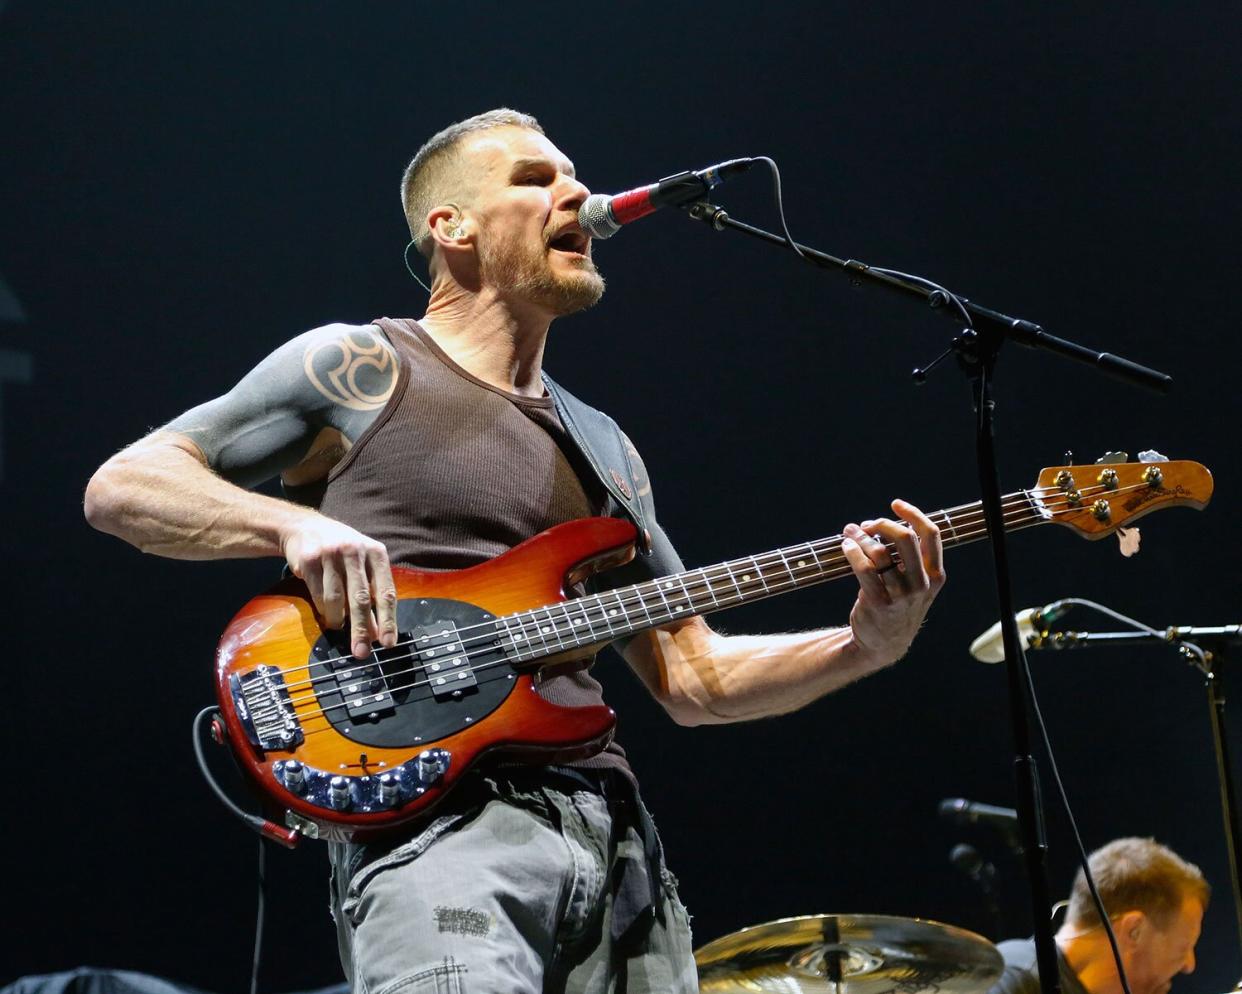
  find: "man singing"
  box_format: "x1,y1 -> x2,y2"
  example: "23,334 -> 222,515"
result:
85,109 -> 945,993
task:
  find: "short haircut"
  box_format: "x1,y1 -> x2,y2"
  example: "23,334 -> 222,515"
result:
400,108 -> 544,258
1067,837 -> 1210,929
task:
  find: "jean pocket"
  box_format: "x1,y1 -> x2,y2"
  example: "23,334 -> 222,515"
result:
341,811 -> 469,924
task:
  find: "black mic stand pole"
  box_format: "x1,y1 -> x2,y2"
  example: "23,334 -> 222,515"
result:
1031,624 -> 1242,974
684,200 -> 1173,994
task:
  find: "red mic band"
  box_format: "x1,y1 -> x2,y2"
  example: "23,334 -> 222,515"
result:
609,185 -> 661,225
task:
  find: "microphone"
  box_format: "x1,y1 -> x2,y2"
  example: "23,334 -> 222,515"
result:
578,158 -> 754,239
950,843 -> 996,883
940,797 -> 1019,831
969,599 -> 1074,663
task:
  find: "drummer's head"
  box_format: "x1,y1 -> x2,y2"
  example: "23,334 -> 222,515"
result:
1061,837 -> 1209,994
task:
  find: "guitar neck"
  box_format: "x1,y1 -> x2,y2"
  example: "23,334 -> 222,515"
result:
499,489 -> 1047,662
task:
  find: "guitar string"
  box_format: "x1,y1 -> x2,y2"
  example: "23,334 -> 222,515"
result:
255,487 -> 1059,697
286,506 -> 1054,736
258,494 -> 1122,733
249,492 -> 1045,714
245,482 -> 1148,725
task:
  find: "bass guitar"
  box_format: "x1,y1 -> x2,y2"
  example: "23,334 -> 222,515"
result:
212,455 -> 1212,843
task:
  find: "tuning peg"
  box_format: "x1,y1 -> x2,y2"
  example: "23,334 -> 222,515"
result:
1095,451 -> 1128,464
1138,449 -> 1169,463
1063,450 -> 1073,465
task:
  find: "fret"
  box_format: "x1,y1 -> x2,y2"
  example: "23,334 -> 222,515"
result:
509,612 -> 537,660
798,542 -> 824,577
592,594 -> 618,638
939,509 -> 961,546
557,603 -> 583,646
672,576 -> 695,616
631,583 -> 657,628
537,607 -> 565,652
571,598 -> 601,642
650,578 -> 676,621
773,547 -> 798,586
609,590 -> 630,632
747,556 -> 771,594
696,567 -> 721,609
498,616 -> 528,663
722,562 -> 746,601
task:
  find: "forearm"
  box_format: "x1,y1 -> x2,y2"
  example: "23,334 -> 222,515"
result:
633,619 -> 892,726
84,433 -> 314,560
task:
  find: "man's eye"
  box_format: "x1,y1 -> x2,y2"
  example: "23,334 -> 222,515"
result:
518,174 -> 548,185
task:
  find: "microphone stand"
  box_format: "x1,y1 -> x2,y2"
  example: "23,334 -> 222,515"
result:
1031,623 -> 1242,973
684,200 -> 1174,994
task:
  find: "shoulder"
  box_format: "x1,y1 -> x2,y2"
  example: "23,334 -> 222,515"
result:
989,939 -> 1040,994
290,322 -> 400,413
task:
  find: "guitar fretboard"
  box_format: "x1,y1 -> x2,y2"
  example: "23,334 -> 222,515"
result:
496,490 -> 1045,663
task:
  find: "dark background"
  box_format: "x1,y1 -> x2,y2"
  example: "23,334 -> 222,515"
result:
2,2 -> 1239,991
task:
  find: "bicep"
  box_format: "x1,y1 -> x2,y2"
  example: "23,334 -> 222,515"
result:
163,323 -> 395,488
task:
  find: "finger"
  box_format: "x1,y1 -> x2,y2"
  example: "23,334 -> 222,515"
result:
367,545 -> 398,648
342,549 -> 374,659
320,554 -> 346,631
871,518 -> 926,590
842,531 -> 890,603
846,522 -> 892,567
892,498 -> 945,580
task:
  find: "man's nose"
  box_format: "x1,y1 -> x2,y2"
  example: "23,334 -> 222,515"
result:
555,175 -> 590,213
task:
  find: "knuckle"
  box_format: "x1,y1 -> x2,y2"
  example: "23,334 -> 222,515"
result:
351,589 -> 372,608
379,588 -> 398,605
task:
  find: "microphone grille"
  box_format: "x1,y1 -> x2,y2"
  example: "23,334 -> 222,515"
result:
579,194 -> 621,240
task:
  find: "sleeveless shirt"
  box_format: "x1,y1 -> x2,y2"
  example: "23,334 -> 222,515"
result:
306,317 -> 633,776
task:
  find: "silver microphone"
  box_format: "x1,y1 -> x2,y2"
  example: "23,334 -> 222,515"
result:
969,600 -> 1073,663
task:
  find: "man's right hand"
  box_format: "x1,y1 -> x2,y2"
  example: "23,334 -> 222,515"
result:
281,518 -> 399,659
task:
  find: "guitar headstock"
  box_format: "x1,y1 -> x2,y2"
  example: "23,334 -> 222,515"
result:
1033,455 -> 1212,539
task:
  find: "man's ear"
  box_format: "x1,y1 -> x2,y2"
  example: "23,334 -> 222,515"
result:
1117,910 -> 1147,945
426,205 -> 472,250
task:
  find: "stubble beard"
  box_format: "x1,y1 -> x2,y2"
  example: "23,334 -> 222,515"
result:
480,235 -> 606,316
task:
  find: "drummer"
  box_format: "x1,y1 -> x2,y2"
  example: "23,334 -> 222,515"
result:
991,838 -> 1208,994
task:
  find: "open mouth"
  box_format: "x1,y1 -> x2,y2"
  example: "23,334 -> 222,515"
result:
548,230 -> 590,256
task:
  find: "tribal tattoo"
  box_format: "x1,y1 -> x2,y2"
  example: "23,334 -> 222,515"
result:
303,329 -> 397,412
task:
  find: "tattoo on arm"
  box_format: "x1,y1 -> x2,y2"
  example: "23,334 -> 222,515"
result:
164,324 -> 399,488
303,328 -> 398,411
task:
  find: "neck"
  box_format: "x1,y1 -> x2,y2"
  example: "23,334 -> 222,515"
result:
1058,925 -> 1125,994
420,278 -> 552,397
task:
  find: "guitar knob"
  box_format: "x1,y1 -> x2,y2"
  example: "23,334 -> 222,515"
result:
378,773 -> 401,806
328,776 -> 351,810
417,750 -> 447,783
281,760 -> 306,793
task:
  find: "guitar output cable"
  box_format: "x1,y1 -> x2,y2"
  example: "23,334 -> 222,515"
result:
192,706 -> 282,994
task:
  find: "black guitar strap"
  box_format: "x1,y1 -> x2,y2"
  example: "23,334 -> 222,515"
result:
542,372 -> 654,555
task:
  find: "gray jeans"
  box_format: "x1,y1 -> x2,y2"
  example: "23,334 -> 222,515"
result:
329,772 -> 697,994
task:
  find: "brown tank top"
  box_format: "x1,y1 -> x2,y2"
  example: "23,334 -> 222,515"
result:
305,317 -> 632,775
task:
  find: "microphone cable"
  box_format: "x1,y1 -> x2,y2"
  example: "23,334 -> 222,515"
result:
1021,653 -> 1134,994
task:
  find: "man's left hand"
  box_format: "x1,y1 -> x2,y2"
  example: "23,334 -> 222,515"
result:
840,498 -> 946,666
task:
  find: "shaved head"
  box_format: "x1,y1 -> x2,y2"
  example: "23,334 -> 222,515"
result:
401,108 -> 544,258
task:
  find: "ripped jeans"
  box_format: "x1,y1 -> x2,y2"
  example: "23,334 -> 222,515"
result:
328,770 -> 697,994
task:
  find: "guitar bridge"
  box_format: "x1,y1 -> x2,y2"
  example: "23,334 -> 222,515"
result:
232,665 -> 304,751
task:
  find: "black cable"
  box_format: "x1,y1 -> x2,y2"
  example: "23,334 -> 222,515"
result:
1023,659 -> 1134,994
191,707 -> 270,994
251,836 -> 267,994
754,156 -> 806,262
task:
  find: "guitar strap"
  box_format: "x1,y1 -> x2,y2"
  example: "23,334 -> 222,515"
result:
542,372 -> 654,556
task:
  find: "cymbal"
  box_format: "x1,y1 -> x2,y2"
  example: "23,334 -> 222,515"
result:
694,913 -> 1003,994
